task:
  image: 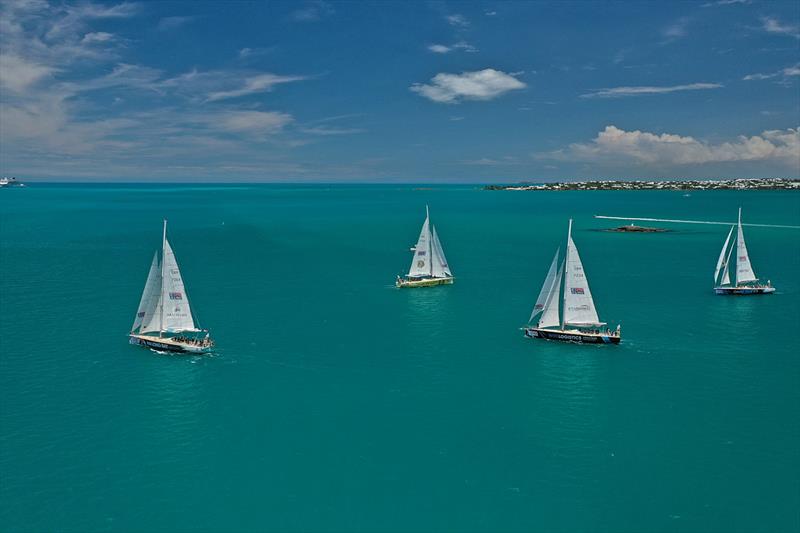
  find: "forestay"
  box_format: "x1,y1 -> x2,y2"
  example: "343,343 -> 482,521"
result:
132,252 -> 161,333
562,222 -> 602,326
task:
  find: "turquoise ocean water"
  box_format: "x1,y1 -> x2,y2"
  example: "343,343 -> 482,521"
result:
1,184 -> 799,532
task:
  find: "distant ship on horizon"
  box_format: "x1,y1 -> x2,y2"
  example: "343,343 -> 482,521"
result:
0,177 -> 24,187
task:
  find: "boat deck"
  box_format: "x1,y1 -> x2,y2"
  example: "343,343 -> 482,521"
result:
129,334 -> 212,353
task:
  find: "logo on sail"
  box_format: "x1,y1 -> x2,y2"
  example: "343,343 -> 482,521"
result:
137,311 -> 146,317
571,287 -> 585,294
417,251 -> 426,256
169,292 -> 183,300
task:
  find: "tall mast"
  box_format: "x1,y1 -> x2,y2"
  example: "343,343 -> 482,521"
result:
159,219 -> 167,337
426,205 -> 433,277
561,219 -> 572,331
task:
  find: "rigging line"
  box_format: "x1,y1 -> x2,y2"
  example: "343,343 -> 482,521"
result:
594,215 -> 800,229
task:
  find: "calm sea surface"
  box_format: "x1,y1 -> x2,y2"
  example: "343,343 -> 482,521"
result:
1,184 -> 799,532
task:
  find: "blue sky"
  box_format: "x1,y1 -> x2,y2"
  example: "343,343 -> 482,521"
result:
0,0 -> 798,182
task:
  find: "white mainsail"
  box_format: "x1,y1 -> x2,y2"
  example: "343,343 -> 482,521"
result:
530,248 -> 559,323
562,219 -> 603,326
735,208 -> 757,284
714,226 -> 734,284
407,207 -> 432,278
139,221 -> 198,334
132,252 -> 161,332
430,226 -> 452,278
160,238 -> 197,332
539,261 -> 564,329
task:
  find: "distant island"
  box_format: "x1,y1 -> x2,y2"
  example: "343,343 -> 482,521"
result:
603,224 -> 669,233
484,178 -> 800,191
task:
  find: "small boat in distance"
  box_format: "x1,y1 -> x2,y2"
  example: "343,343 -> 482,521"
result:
524,219 -> 621,344
129,220 -> 214,354
396,206 -> 454,288
713,208 -> 775,295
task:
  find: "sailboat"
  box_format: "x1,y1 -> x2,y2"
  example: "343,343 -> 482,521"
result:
129,221 -> 214,354
523,219 -> 621,344
396,206 -> 454,288
713,208 -> 775,295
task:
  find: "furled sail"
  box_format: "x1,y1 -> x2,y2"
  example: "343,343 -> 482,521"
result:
430,226 -> 451,278
735,208 -> 757,284
714,226 -> 734,284
538,261 -> 564,329
132,252 -> 161,333
530,248 -> 559,323
407,208 -> 432,278
160,239 -> 197,332
562,220 -> 603,326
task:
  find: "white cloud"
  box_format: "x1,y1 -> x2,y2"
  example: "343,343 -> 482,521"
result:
428,44 -> 451,53
427,41 -> 477,54
290,1 -> 333,22
81,31 -> 114,43
446,14 -> 469,28
539,125 -> 800,167
0,54 -> 56,92
662,17 -> 690,40
761,16 -> 800,38
156,16 -> 195,31
410,69 -> 526,104
580,82 -> 722,98
218,111 -> 293,135
206,73 -> 307,101
743,63 -> 800,81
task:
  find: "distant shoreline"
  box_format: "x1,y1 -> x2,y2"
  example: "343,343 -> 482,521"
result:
484,178 -> 800,191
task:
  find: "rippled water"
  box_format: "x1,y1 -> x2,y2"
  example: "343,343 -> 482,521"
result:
1,185 -> 798,532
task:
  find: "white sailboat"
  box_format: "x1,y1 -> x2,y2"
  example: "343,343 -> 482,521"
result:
396,206 -> 454,288
129,220 -> 214,353
713,208 -> 775,295
524,219 -> 621,344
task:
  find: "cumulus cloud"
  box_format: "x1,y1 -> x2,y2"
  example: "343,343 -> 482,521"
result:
743,63 -> 800,81
581,82 -> 722,98
761,16 -> 800,38
410,69 -> 526,104
206,73 -> 307,101
539,125 -> 800,167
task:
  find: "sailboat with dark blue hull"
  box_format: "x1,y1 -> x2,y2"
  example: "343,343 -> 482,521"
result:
524,220 -> 621,344
713,208 -> 775,295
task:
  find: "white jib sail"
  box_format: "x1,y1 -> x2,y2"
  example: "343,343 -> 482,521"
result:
160,238 -> 197,332
430,226 -> 452,278
530,248 -> 559,323
407,208 -> 432,278
721,246 -> 733,286
714,226 -> 734,283
538,260 -> 564,329
132,252 -> 161,332
735,208 -> 757,284
562,220 -> 602,326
